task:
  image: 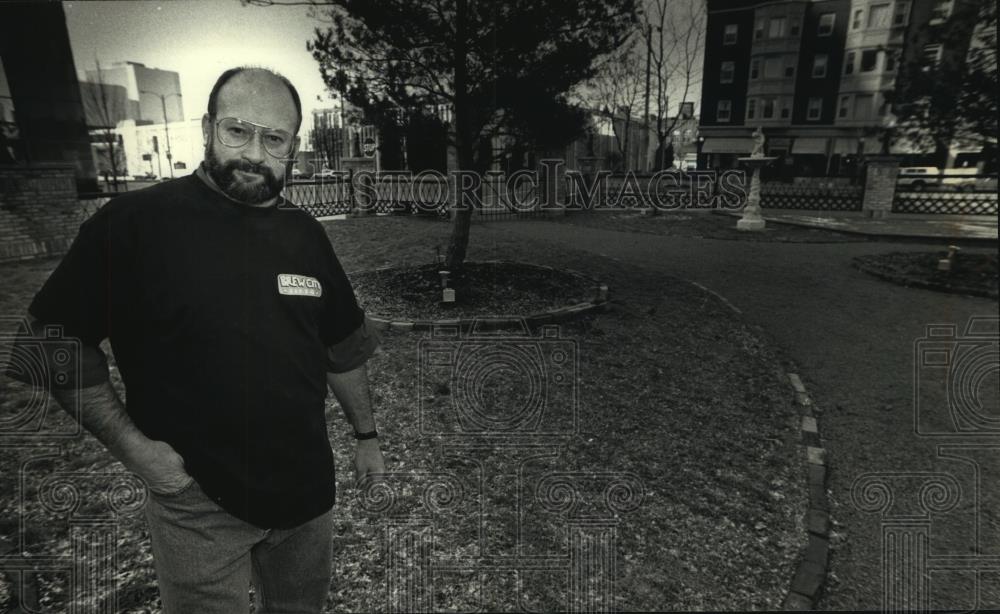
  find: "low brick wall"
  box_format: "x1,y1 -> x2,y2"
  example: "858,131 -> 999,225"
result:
0,165 -> 100,263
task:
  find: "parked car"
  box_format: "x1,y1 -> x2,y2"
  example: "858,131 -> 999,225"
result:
314,169 -> 338,178
939,167 -> 979,191
897,166 -> 989,192
896,167 -> 940,191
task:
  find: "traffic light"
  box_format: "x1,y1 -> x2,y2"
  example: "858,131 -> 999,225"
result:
152,135 -> 159,153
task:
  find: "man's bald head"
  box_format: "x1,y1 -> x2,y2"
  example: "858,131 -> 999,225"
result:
207,67 -> 302,134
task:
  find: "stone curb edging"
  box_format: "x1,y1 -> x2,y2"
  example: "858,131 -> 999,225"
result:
351,260 -> 610,332
851,258 -> 999,300
782,372 -> 831,611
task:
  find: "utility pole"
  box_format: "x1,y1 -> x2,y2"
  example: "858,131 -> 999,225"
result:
140,89 -> 180,178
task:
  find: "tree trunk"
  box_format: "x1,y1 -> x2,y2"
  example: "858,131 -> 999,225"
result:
445,0 -> 471,272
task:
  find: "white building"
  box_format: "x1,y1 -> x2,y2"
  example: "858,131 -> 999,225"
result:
118,118 -> 202,179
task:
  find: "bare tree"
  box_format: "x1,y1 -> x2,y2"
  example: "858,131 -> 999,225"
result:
588,36 -> 645,170
81,60 -> 127,191
643,0 -> 704,169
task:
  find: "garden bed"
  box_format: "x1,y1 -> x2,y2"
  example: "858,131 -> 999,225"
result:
349,261 -> 600,322
852,251 -> 998,299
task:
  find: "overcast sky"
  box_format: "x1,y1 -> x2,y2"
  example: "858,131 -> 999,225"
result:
5,1 -> 704,134
64,0 -> 336,132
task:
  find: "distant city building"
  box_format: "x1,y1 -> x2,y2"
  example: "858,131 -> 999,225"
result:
85,61 -> 183,125
79,81 -> 130,127
698,0 -> 984,176
118,118 -> 201,179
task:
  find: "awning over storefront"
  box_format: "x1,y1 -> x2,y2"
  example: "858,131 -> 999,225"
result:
701,138 -> 753,154
791,137 -> 829,155
832,138 -> 885,155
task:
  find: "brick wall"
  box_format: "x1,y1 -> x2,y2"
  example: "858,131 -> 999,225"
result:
0,165 -> 102,263
861,157 -> 900,219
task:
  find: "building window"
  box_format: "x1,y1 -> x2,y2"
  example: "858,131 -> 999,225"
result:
812,54 -> 828,78
754,19 -> 764,40
769,17 -> 786,38
854,94 -> 874,120
807,97 -> 822,120
893,1 -> 910,26
762,98 -> 775,119
884,50 -> 897,71
780,100 -> 791,118
861,49 -> 879,72
868,4 -> 891,28
878,96 -> 890,116
922,44 -> 943,69
723,24 -> 738,45
930,0 -> 953,23
844,51 -> 856,74
720,61 -> 735,83
818,13 -> 836,36
790,21 -> 800,36
784,61 -> 795,77
717,100 -> 732,122
838,95 -> 851,118
747,98 -> 757,119
750,58 -> 761,79
764,57 -> 783,79
852,9 -> 864,29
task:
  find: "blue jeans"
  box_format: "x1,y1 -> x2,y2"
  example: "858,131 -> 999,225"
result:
145,479 -> 334,614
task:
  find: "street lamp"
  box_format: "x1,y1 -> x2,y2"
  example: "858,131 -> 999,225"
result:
139,89 -> 182,178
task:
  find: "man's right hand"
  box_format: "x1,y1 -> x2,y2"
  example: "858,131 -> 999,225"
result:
121,438 -> 194,495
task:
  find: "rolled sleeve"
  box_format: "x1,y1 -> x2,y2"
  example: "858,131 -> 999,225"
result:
3,318 -> 110,390
325,315 -> 381,373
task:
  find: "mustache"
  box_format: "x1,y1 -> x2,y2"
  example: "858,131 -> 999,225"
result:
225,159 -> 276,178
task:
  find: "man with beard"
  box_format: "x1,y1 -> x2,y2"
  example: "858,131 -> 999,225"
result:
7,67 -> 384,613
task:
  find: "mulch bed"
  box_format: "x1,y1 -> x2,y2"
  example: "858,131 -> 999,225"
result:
852,251 -> 999,299
0,216 -> 809,612
349,261 -> 597,321
555,210 -> 869,243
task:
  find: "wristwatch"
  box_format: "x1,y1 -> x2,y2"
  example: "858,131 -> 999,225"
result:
354,429 -> 379,440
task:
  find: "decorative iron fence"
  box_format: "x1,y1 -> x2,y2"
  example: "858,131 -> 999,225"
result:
759,182 -> 863,211
283,172 -> 546,221
564,173 -> 719,210
892,191 -> 999,215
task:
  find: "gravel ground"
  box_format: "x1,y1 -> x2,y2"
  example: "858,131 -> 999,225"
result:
0,215 -> 809,612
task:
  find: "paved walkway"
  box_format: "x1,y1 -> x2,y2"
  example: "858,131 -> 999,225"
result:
719,208 -> 999,241
480,219 -> 998,610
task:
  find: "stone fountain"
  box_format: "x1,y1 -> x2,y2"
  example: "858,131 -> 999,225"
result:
736,126 -> 778,232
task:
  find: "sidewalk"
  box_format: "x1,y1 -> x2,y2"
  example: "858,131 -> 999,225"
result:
717,208 -> 998,241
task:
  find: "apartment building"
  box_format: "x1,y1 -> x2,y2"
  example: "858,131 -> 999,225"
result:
698,0 -> 984,177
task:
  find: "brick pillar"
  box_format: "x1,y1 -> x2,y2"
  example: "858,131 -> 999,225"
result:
861,156 -> 900,219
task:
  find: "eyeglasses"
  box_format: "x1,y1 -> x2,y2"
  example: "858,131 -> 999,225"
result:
214,117 -> 294,158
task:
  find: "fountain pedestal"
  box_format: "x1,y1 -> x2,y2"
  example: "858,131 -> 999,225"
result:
735,156 -> 777,232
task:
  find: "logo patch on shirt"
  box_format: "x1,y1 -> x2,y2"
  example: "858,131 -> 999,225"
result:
277,274 -> 323,298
